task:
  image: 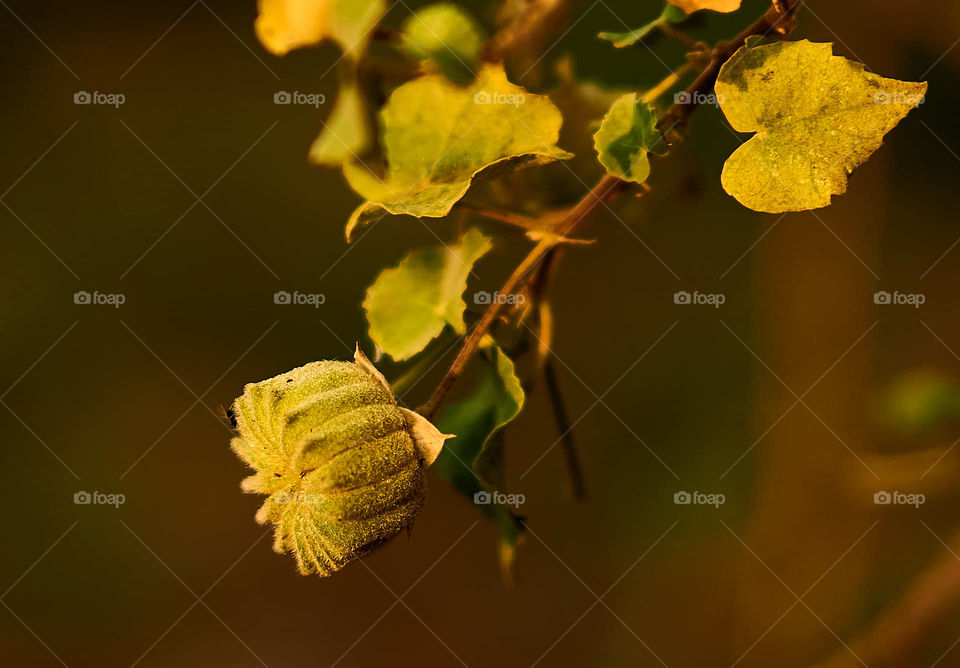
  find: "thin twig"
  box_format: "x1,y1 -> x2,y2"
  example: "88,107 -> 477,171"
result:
419,0 -> 806,420
661,0 -> 803,136
641,61 -> 698,104
658,23 -> 703,51
544,358 -> 587,499
418,176 -> 627,419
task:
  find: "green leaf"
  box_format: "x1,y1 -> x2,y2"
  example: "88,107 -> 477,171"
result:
343,64 -> 572,238
433,345 -> 526,547
309,75 -> 371,165
593,93 -> 663,183
400,2 -> 484,86
716,40 -> 927,213
598,4 -> 686,48
363,228 -> 492,361
255,0 -> 386,57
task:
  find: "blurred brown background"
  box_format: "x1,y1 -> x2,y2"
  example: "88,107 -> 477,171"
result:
3,0 -> 960,665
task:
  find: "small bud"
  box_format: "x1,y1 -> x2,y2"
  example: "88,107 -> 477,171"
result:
230,346 -> 451,576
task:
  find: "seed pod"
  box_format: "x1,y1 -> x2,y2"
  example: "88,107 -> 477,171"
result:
230,346 -> 450,577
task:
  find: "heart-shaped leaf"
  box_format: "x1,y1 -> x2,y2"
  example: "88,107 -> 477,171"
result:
716,40 -> 927,213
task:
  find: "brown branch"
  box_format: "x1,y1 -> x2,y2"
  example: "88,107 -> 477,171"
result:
419,0 -> 806,420
418,175 -> 626,419
544,358 -> 587,499
660,0 -> 803,138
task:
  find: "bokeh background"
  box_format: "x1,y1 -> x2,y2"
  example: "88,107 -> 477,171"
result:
3,0 -> 960,665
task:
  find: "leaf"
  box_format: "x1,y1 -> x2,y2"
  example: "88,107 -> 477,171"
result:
343,64 -> 572,237
599,4 -> 687,48
255,0 -> 386,57
433,345 -> 526,551
668,0 -> 740,13
477,58 -> 628,214
363,228 -> 492,361
716,40 -> 927,213
309,74 -> 371,165
593,93 -> 664,183
401,2 -> 484,85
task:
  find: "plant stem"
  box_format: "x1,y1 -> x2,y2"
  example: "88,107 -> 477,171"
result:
418,175 -> 626,419
658,23 -> 702,51
544,358 -> 587,499
661,0 -> 804,135
419,0 -> 806,420
641,61 -> 698,105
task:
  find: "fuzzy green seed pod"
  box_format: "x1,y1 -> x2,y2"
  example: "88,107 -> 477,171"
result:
229,346 -> 450,577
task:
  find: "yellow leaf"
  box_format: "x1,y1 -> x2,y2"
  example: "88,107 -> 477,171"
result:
255,0 -> 385,56
309,76 -> 371,164
668,0 -> 740,14
343,64 -> 572,238
716,40 -> 927,213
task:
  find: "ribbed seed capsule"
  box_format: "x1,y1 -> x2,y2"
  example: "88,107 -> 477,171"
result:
230,346 -> 449,577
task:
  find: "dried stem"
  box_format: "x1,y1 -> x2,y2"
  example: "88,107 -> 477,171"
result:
544,358 -> 587,499
661,0 -> 804,136
418,176 -> 626,419
419,0 -> 805,420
